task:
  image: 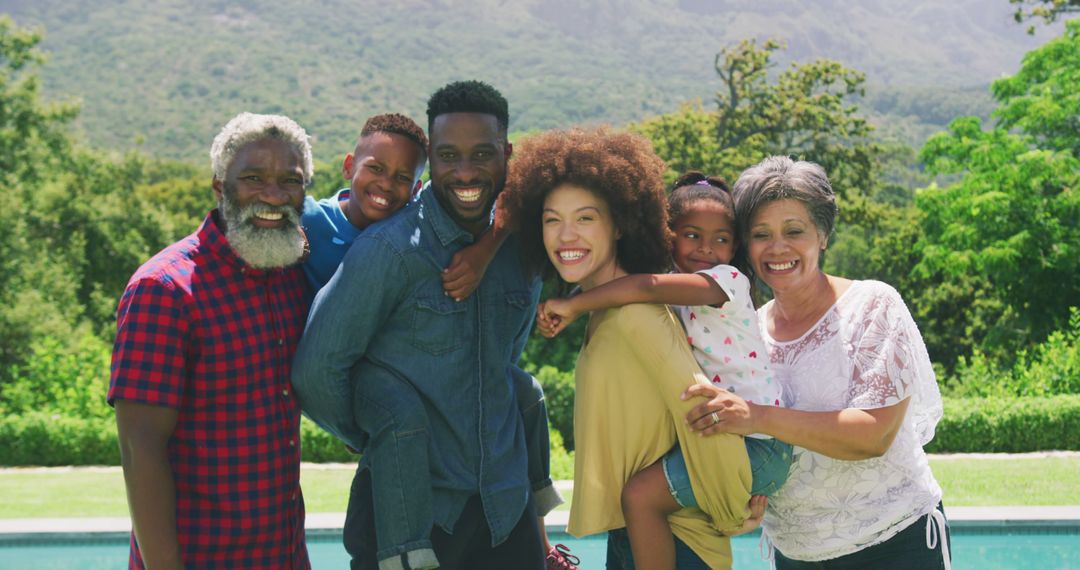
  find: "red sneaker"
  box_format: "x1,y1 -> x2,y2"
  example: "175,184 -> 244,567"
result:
546,543 -> 581,570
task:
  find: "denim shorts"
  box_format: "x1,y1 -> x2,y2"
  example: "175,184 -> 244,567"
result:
662,436 -> 793,508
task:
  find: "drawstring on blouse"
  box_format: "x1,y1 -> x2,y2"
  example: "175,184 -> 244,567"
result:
759,527 -> 776,568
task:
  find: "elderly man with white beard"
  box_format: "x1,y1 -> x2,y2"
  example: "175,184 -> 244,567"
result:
108,113 -> 314,570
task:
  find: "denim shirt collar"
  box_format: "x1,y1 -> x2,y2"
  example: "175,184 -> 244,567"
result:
418,182 -> 486,248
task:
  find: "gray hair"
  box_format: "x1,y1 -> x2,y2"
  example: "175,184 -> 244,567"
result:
732,156 -> 837,242
209,112 -> 314,183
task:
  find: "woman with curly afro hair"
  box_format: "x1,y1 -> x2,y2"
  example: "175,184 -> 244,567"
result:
505,128 -> 752,569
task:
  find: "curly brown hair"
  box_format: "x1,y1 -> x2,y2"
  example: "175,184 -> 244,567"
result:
504,127 -> 671,281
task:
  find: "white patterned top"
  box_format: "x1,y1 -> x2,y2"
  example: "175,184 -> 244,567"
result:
677,265 -> 782,441
758,280 -> 944,561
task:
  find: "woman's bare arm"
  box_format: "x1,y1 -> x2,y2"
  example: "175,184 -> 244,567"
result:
683,384 -> 910,461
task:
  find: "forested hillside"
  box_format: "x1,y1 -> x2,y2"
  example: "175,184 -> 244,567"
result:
0,0 -> 1061,161
0,5 -> 1076,464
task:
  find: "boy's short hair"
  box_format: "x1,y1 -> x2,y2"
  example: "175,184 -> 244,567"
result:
359,113 -> 428,158
362,112 -> 429,168
425,80 -> 509,133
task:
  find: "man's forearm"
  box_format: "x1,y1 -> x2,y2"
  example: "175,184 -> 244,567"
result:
121,440 -> 184,569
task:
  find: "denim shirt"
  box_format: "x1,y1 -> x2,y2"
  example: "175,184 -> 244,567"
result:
291,185 -> 541,543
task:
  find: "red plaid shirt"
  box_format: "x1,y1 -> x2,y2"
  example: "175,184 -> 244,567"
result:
109,211 -> 311,569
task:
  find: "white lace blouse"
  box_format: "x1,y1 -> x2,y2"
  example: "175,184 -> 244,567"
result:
759,280 -> 944,561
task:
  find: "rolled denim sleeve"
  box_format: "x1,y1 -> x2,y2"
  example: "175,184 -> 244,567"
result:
291,235 -> 407,448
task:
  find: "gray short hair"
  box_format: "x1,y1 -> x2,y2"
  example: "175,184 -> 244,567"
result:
732,156 -> 837,242
209,112 -> 313,183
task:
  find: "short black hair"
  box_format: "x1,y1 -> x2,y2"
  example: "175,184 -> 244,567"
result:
426,80 -> 509,133
360,113 -> 428,152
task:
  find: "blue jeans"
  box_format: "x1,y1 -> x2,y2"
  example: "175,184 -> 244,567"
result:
345,467 -> 545,570
663,436 -> 793,507
606,528 -> 709,569
349,366 -> 557,570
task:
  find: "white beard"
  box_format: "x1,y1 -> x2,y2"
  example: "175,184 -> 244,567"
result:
219,191 -> 305,269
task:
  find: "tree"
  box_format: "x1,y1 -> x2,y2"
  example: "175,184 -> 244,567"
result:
914,21 -> 1080,363
633,39 -> 884,229
0,17 -> 82,380
992,19 -> 1080,157
0,17 -> 77,188
0,17 -> 209,391
1010,0 -> 1080,33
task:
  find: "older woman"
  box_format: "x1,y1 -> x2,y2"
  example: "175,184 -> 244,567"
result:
506,128 -> 752,569
685,156 -> 951,568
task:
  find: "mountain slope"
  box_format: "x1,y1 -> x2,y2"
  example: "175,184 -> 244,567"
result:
0,0 -> 1064,161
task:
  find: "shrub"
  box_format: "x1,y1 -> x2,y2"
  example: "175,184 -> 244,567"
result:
947,307 -> 1079,397
534,365 -> 576,451
0,413 -> 117,465
0,334 -> 112,419
548,423 -> 575,481
299,417 -> 359,463
928,395 -> 1080,453
3,397 -> 1075,466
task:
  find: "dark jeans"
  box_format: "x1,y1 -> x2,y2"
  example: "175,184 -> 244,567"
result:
775,503 -> 952,569
344,466 -> 545,570
605,528 -> 710,569
349,366 -> 556,566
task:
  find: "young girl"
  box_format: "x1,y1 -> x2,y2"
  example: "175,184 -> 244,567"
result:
537,172 -> 793,569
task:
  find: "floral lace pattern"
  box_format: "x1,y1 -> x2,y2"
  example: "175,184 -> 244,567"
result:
760,281 -> 943,561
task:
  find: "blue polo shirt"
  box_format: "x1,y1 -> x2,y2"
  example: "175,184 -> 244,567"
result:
300,188 -> 365,291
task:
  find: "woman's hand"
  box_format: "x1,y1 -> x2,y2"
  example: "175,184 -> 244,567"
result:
728,495 -> 768,536
535,298 -> 581,338
682,383 -> 757,436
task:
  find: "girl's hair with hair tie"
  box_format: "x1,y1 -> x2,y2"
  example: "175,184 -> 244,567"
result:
667,171 -> 734,229
670,171 -> 729,193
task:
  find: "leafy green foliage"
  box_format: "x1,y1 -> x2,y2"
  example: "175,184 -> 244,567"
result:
948,308 -> 1080,397
531,365 -> 577,451
300,418 -> 357,463
0,17 -> 84,382
992,19 -> 1080,156
916,121 -> 1079,358
914,21 -> 1080,364
0,16 -> 77,189
633,38 -> 889,242
0,413 -> 118,465
1010,0 -> 1080,32
2,396 -> 1074,466
927,395 -> 1080,452
0,335 -> 112,419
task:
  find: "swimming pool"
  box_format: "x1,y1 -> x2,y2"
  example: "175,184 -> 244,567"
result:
1,527 -> 1077,569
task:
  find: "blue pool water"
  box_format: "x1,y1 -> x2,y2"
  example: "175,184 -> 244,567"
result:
0,528 -> 1077,568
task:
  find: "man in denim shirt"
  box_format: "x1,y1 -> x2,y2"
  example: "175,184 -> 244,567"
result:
292,81 -> 548,569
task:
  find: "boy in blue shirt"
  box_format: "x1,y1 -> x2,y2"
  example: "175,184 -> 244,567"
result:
298,113 -> 567,570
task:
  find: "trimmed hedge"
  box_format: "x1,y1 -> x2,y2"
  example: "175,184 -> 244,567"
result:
927,395 -> 1080,453
0,413 -> 118,466
2,397 -> 1078,466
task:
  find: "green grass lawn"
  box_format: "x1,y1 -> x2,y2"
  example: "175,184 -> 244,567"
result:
0,457 -> 1076,519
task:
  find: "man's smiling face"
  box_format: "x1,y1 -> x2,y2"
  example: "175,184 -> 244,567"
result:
428,112 -> 509,235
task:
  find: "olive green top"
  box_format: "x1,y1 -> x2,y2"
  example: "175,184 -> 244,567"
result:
568,303 -> 752,569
